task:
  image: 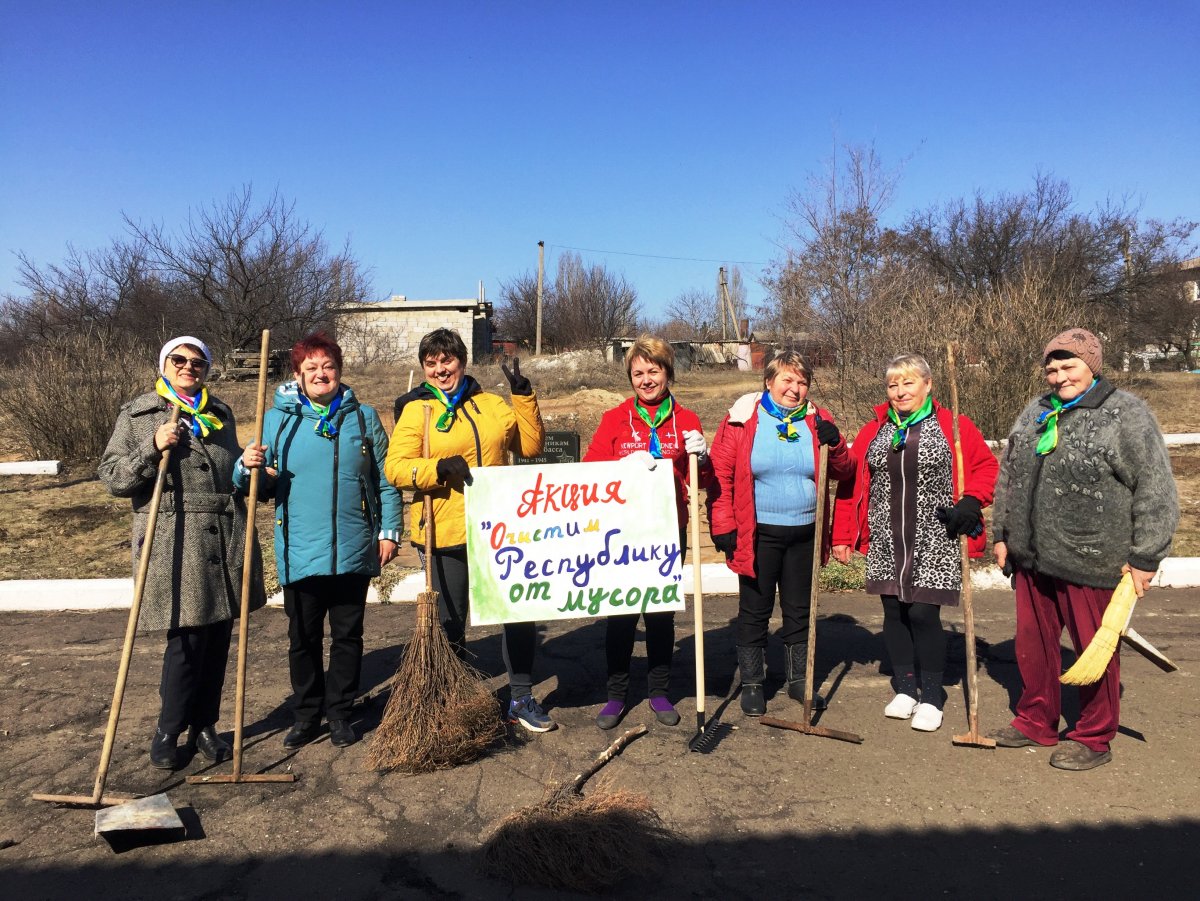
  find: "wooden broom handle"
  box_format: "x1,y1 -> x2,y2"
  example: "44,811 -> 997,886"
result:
422,404 -> 435,592
91,404 -> 181,804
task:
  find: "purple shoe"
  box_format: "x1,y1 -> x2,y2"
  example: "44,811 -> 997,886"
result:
649,697 -> 680,726
596,700 -> 625,730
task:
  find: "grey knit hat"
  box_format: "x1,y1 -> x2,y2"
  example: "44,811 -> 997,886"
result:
1043,328 -> 1102,375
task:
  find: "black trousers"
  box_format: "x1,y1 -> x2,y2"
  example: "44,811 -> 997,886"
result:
606,612 -> 675,700
737,522 -> 816,648
880,594 -> 945,696
283,573 -> 370,723
158,618 -> 234,735
431,548 -> 537,699
605,525 -> 686,700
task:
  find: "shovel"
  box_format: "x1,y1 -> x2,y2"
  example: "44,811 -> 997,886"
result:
33,408 -> 185,837
946,343 -> 996,750
686,452 -> 732,753
760,445 -> 863,745
189,329 -> 297,786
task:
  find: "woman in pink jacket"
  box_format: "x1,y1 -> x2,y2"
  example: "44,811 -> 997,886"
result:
709,351 -> 853,716
831,353 -> 998,733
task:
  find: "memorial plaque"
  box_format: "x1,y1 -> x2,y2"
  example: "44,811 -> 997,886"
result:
516,430 -> 581,465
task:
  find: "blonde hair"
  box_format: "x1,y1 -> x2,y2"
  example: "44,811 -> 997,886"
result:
625,334 -> 675,383
885,352 -> 932,382
764,350 -> 812,387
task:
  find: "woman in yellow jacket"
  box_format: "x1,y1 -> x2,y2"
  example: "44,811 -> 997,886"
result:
385,329 -> 552,731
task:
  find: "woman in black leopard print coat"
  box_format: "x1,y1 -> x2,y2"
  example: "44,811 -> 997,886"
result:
832,354 -> 997,733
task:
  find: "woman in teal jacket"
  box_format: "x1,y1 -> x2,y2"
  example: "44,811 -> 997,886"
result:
236,332 -> 402,750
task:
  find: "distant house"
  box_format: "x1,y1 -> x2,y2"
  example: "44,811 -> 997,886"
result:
334,293 -> 494,365
1178,256 -> 1200,303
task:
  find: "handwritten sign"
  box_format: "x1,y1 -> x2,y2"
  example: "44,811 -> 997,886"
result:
465,460 -> 685,625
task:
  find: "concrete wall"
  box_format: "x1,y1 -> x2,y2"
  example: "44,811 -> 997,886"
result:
335,296 -> 494,366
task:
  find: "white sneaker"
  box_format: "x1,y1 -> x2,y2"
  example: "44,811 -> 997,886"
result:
911,703 -> 943,732
884,693 -> 919,719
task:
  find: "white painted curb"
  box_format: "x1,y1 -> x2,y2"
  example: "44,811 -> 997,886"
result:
2,559 -> 1198,612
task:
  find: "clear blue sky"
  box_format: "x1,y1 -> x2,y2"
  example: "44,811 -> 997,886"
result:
2,1 -> 1196,322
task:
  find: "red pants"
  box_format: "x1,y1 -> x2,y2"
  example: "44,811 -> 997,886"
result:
1011,569 -> 1121,752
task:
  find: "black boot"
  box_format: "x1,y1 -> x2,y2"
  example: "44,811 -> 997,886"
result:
149,729 -> 180,770
737,646 -> 767,716
189,725 -> 232,762
785,643 -> 827,710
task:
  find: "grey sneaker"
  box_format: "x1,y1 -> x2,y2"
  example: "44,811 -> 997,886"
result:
508,696 -> 557,733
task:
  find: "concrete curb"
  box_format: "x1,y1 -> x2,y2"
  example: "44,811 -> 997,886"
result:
2,558 -> 1198,612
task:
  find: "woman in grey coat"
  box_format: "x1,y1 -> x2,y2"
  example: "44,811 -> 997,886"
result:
99,336 -> 264,770
991,328 -> 1178,770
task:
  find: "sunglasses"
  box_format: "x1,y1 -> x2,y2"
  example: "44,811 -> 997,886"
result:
166,354 -> 209,371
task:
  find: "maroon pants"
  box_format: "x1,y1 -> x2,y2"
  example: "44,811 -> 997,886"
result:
1011,569 -> 1121,752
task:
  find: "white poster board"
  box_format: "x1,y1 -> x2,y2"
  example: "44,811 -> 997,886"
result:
465,460 -> 685,625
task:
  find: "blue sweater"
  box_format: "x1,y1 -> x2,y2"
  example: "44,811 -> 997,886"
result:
751,405 -> 816,526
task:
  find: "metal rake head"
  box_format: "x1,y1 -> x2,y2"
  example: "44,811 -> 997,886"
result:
687,721 -> 734,754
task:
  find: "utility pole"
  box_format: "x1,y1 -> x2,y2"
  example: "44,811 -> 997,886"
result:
719,266 -> 741,342
536,241 -> 544,356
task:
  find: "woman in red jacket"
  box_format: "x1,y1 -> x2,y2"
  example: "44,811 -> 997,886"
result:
583,335 -> 713,730
708,351 -> 853,716
831,353 -> 998,732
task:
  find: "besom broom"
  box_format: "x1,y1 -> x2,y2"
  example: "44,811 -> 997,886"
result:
366,404 -> 502,773
480,724 -> 675,892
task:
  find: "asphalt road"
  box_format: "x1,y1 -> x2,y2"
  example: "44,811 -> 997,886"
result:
2,586 -> 1197,899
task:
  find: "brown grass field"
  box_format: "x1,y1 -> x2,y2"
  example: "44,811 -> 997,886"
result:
0,361 -> 1196,582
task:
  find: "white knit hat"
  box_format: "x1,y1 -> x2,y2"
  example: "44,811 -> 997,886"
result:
159,336 -> 213,375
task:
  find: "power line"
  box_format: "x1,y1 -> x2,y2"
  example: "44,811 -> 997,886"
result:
547,242 -> 769,266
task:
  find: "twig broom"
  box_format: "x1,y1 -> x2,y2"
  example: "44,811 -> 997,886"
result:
366,404 -> 501,773
480,725 -> 675,892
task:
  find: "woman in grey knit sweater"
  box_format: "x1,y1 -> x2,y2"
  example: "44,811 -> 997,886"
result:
991,328 -> 1178,771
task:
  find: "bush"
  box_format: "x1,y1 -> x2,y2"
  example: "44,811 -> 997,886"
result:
0,331 -> 150,463
819,555 -> 866,591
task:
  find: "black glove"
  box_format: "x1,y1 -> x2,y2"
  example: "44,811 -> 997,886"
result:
501,358 -> 532,396
436,455 -> 471,485
935,495 -> 983,539
712,531 -> 737,557
814,414 -> 841,447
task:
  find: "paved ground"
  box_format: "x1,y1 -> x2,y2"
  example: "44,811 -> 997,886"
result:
2,586 -> 1198,899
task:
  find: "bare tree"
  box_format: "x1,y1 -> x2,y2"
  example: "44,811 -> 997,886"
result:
664,288 -> 718,340
552,252 -> 640,352
2,239 -> 190,358
766,143 -> 907,418
494,271 -> 543,349
126,186 -> 370,357
494,253 -> 640,354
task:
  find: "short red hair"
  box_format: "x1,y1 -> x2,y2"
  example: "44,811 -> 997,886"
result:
291,331 -> 343,373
